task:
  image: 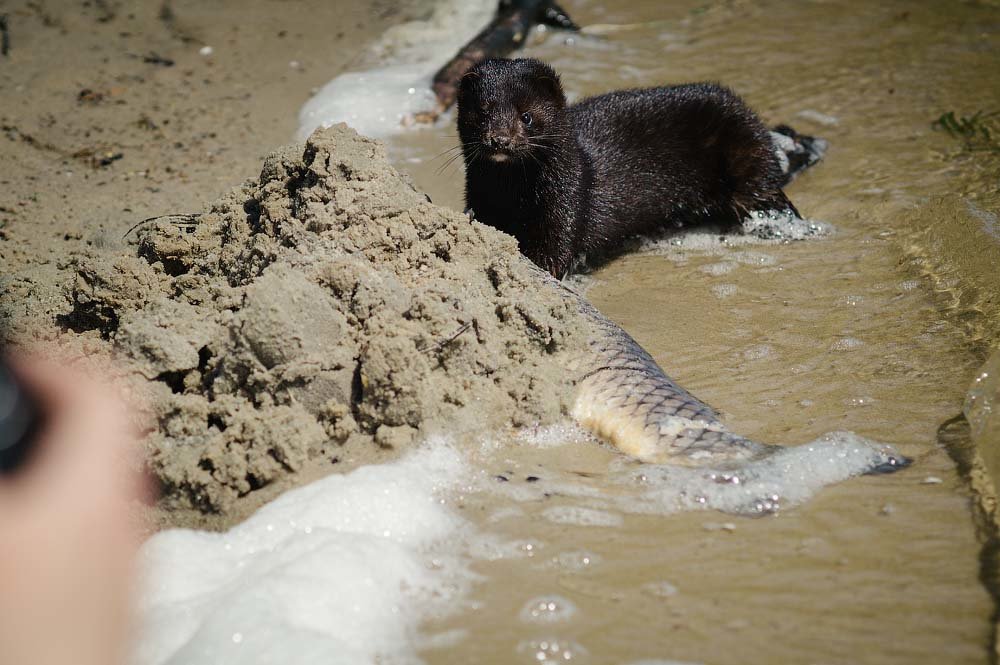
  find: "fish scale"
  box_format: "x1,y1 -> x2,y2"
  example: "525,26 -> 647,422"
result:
527,263 -> 909,475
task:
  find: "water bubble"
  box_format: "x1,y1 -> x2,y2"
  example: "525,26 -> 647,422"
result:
542,506 -> 623,527
516,638 -> 588,662
711,283 -> 737,299
830,337 -> 864,351
642,581 -> 679,598
519,595 -> 578,624
553,550 -> 600,570
701,261 -> 736,276
742,344 -> 774,361
838,295 -> 864,307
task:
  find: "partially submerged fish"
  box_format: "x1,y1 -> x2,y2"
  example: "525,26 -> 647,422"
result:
569,286 -> 909,476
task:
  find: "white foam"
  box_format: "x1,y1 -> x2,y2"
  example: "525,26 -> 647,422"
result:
485,431 -> 905,518
548,550 -> 601,570
468,535 -> 542,562
542,506 -> 624,527
965,351 -> 1000,441
796,109 -> 840,126
612,431 -> 903,516
641,581 -> 679,598
133,440 -> 472,665
740,210 -> 833,241
515,422 -> 596,448
701,261 -> 737,276
742,344 -> 775,361
830,337 -> 864,351
638,212 -> 833,257
516,638 -> 589,662
297,0 -> 495,139
711,283 -> 737,299
299,64 -> 439,139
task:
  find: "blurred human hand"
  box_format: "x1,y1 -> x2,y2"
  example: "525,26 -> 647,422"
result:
0,357 -> 148,665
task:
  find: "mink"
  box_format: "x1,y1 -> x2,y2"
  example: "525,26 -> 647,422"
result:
457,58 -> 816,277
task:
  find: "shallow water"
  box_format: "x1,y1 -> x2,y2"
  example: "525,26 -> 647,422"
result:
386,1 -> 1000,662
147,1 -> 1000,663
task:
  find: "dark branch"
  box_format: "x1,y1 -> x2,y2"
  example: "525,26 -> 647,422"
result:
428,0 -> 578,116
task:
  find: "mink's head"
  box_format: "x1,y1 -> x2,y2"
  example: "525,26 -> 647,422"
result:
457,58 -> 567,164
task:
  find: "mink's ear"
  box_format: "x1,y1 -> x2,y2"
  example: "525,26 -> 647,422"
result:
535,74 -> 566,109
457,69 -> 480,106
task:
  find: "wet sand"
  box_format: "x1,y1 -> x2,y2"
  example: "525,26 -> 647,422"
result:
0,0 -> 426,331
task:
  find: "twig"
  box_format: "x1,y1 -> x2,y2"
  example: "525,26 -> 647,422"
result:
580,19 -> 673,35
427,0 -> 578,118
127,51 -> 174,67
419,322 -> 472,353
0,15 -> 10,57
121,213 -> 201,240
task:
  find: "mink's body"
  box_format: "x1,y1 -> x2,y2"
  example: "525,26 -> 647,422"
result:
457,58 -> 820,277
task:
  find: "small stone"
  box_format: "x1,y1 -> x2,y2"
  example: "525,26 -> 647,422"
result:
703,522 -> 737,532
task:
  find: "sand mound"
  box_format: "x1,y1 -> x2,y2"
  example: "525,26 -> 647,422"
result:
60,125 -> 587,526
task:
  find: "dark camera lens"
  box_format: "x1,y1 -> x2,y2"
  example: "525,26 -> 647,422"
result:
0,362 -> 40,473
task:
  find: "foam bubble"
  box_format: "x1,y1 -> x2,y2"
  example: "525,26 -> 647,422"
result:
613,432 -> 903,516
468,535 -> 542,561
638,213 -> 832,257
732,250 -> 777,267
550,550 -> 601,570
519,595 -> 578,624
830,337 -> 864,351
965,352 -> 1000,441
740,210 -> 833,241
515,422 -> 596,448
742,344 -> 775,361
133,440 -> 472,665
838,294 -> 865,307
712,283 -> 737,299
542,506 -> 624,527
490,432 -> 905,518
796,109 -> 840,126
641,581 -> 679,598
701,261 -> 737,276
516,638 -> 589,663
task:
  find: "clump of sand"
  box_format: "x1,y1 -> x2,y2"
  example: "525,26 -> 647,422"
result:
60,125 -> 587,526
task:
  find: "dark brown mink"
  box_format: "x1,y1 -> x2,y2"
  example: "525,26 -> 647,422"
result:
457,58 -> 823,278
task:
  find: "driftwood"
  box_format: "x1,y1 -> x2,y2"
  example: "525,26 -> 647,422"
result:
429,0 -> 578,115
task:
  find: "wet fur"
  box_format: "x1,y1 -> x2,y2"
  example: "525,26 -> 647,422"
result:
458,58 -> 801,277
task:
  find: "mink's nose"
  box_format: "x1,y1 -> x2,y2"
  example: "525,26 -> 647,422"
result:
490,135 -> 511,148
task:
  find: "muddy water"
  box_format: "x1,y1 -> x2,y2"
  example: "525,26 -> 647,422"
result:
381,0 -> 1000,662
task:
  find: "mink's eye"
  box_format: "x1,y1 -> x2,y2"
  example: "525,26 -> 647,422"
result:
520,112 -> 533,127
